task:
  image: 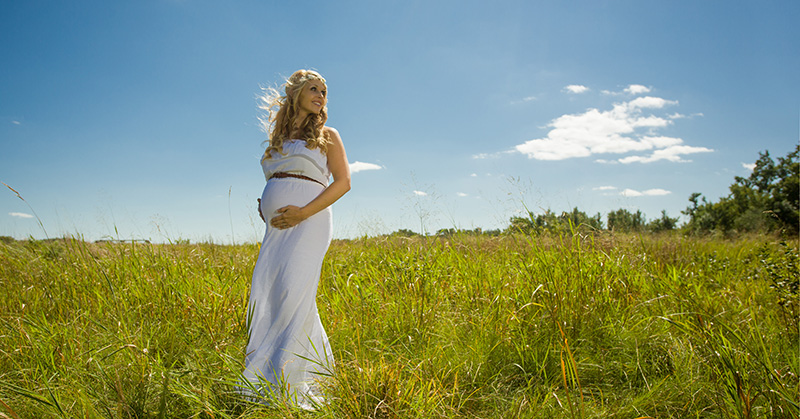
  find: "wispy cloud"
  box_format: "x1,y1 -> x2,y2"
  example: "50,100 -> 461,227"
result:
349,161 -> 382,173
618,145 -> 712,163
511,95 -> 537,105
742,162 -> 756,171
413,190 -> 428,196
9,212 -> 34,218
513,90 -> 712,163
11,120 -> 21,125
564,85 -> 589,94
456,192 -> 468,197
472,150 -> 516,159
593,185 -> 617,191
620,188 -> 671,197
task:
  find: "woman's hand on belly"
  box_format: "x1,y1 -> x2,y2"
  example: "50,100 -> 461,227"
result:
270,205 -> 308,229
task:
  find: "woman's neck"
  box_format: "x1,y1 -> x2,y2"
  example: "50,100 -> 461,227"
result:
290,114 -> 309,139
289,126 -> 304,139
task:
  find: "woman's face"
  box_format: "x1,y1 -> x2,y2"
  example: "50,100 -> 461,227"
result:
296,80 -> 327,117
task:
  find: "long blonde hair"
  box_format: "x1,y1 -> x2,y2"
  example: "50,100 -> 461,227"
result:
259,69 -> 330,159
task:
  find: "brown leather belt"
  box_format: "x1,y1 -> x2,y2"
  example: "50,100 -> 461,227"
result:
269,172 -> 326,187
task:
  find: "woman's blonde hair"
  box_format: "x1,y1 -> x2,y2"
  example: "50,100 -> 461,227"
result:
259,69 -> 330,159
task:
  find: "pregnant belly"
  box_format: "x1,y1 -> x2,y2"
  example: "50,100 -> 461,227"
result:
260,178 -> 324,220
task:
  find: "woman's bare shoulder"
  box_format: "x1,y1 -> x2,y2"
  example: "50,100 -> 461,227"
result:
324,126 -> 343,144
324,126 -> 340,137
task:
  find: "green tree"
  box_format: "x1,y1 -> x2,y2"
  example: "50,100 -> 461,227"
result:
507,212 -> 537,234
683,145 -> 799,234
391,228 -> 420,237
647,210 -> 679,232
562,207 -> 604,231
607,208 -> 646,232
507,208 -> 603,234
769,146 -> 799,231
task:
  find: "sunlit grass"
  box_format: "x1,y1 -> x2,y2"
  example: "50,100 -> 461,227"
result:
0,232 -> 797,418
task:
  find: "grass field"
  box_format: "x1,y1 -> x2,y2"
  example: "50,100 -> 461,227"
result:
0,232 -> 797,418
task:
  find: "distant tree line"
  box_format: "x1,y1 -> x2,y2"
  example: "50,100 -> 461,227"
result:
388,146 -> 799,238
504,206 -> 679,235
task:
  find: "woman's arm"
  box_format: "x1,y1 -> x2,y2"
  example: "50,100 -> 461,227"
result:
270,127 -> 351,229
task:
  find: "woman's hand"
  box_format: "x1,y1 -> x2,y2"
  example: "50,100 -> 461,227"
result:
264,127 -> 350,231
270,205 -> 307,229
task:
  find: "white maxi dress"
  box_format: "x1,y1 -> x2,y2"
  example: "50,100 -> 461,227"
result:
242,139 -> 334,407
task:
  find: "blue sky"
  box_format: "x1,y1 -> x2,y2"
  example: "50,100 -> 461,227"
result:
1,0 -> 798,242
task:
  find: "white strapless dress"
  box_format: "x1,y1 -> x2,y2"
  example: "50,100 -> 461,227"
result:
241,140 -> 333,409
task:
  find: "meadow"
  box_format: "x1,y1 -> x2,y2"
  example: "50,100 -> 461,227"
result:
0,232 -> 797,418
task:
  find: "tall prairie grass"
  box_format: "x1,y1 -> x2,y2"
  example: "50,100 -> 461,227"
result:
0,232 -> 797,418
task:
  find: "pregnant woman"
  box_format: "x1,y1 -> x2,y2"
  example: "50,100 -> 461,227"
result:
241,69 -> 350,409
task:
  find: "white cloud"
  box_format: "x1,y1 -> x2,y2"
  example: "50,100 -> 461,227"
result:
9,212 -> 34,218
624,84 -> 651,95
742,162 -> 756,171
456,192 -> 468,197
12,120 -> 21,125
514,93 -> 711,163
602,85 -> 651,96
643,188 -> 671,196
620,188 -> 671,197
413,190 -> 428,196
641,136 -> 684,148
564,85 -> 589,94
618,145 -> 713,164
666,112 -> 703,120
620,188 -> 643,197
470,173 -> 477,177
630,115 -> 671,129
593,186 -> 617,191
349,161 -> 382,173
626,96 -> 677,110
